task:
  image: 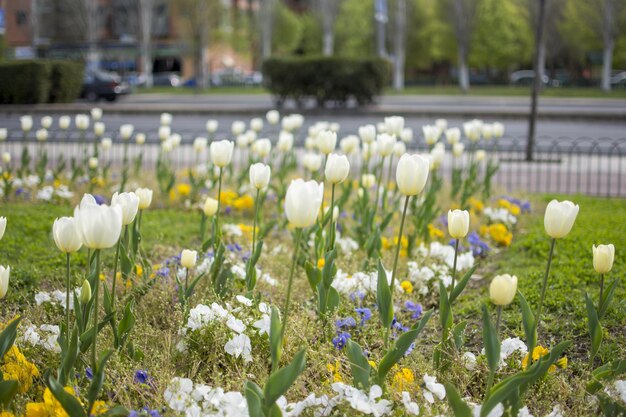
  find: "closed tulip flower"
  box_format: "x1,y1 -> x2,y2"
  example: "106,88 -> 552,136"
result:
422,125 -> 441,145
74,201 -> 123,249
90,107 -> 102,121
75,114 -> 90,131
231,121 -> 246,136
193,137 -> 208,153
210,140 -> 234,168
53,217 -> 83,253
88,157 -> 98,169
158,126 -> 171,141
2,152 -> 11,164
384,116 -> 405,137
377,133 -> 396,157
339,135 -> 359,154
400,128 -> 413,143
285,179 -> 324,228
101,137 -> 113,151
181,249 -> 197,269
266,110 -> 280,125
453,143 -> 465,157
80,280 -> 92,305
41,116 -> 53,129
20,115 -> 33,132
489,274 -> 518,306
362,174 -> 376,188
317,130 -> 337,154
94,122 -> 106,137
435,118 -> 448,131
358,124 -> 377,144
112,191 -> 140,225
325,154 -> 350,184
135,133 -> 146,145
249,163 -> 271,189
135,188 -> 153,210
393,141 -> 406,158
250,118 -> 264,132
252,138 -> 271,158
493,122 -> 504,138
303,153 -> 322,173
236,134 -> 250,149
0,217 -> 6,240
445,127 -> 461,145
120,124 -> 134,140
544,200 -> 579,239
482,124 -> 494,140
476,150 -> 486,162
0,128 -> 7,141
59,115 -> 71,130
396,154 -> 430,196
203,197 -> 218,216
36,128 -> 48,142
170,133 -> 182,148
160,112 -> 173,126
593,244 -> 615,274
277,131 -> 294,152
0,265 -> 10,299
448,209 -> 470,239
206,119 -> 218,133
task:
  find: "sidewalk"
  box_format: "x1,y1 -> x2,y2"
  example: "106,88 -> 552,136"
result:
1,93 -> 625,120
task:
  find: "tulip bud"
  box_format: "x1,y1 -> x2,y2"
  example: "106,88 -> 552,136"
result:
445,128 -> 461,145
90,107 -> 102,121
249,163 -> 271,189
120,124 -> 134,140
250,118 -> 264,132
53,217 -> 83,253
324,205 -> 339,222
94,122 -> 105,137
448,209 -> 470,239
41,116 -> 53,129
231,121 -> 246,136
112,192 -> 140,225
2,152 -> 11,164
361,174 -> 376,189
59,115 -> 71,130
284,179 -> 324,228
80,280 -> 92,305
317,130 -> 337,155
0,265 -> 10,299
592,244 -> 614,274
396,154 -> 429,196
36,128 -> 48,142
0,128 -> 7,141
158,126 -> 171,141
135,188 -> 153,210
452,143 -> 464,157
88,157 -> 98,169
358,125 -> 376,144
489,274 -> 518,306
0,217 -> 6,240
20,115 -> 33,132
135,133 -> 146,145
181,249 -> 197,269
203,197 -> 218,216
377,133 -> 396,157
160,112 -> 173,126
476,150 -> 486,162
544,200 -> 579,239
206,119 -> 218,133
324,154 -> 350,184
210,140 -> 234,168
266,110 -> 280,125
303,153 -> 322,173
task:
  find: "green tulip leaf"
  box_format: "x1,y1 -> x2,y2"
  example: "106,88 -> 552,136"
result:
449,266 -> 476,304
598,277 -> 620,320
87,350 -> 114,411
305,261 -> 321,293
263,348 -> 306,407
0,380 -> 19,408
585,292 -> 603,364
586,359 -> 626,394
269,306 -> 282,369
439,281 -> 453,334
58,325 -> 79,386
376,260 -> 394,329
444,383 -> 472,417
46,374 -> 87,417
346,339 -> 372,390
482,305 -> 501,375
452,321 -> 467,351
244,381 -> 265,417
0,316 -> 21,359
517,291 -> 536,353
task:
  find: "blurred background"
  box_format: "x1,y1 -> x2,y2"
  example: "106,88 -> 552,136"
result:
0,0 -> 625,96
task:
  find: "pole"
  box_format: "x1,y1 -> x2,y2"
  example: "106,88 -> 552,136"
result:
526,0 -> 547,162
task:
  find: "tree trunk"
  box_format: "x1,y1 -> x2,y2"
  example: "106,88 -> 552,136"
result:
601,42 -> 614,92
392,0 -> 406,91
321,0 -> 334,56
526,0 -> 547,162
601,0 -> 615,92
458,44 -> 469,93
138,0 -> 154,88
375,0 -> 388,58
260,0 -> 274,58
85,0 -> 100,71
141,43 -> 153,88
537,40 -> 545,89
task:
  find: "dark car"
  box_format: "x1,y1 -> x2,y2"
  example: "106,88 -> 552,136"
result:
152,72 -> 181,87
81,70 -> 130,102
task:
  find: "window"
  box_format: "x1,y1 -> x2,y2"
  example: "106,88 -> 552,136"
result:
16,10 -> 27,26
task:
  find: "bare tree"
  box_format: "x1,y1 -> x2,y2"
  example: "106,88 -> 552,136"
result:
449,0 -> 477,92
317,0 -> 340,56
392,0 -> 406,90
259,0 -> 275,58
138,0 -> 155,87
374,0 -> 389,58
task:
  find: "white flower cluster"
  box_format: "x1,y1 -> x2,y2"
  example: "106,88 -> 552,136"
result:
415,241 -> 475,272
164,377 -> 248,417
470,403 -> 563,417
605,379 -> 626,404
177,300 -> 272,363
331,268 -> 403,297
477,337 -> 527,370
34,288 -> 79,310
20,324 -> 61,353
484,207 -> 517,226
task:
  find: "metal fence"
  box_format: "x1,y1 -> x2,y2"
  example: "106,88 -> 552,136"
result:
2,130 -> 625,198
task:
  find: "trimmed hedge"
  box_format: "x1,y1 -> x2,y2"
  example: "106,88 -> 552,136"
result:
262,56 -> 391,107
0,60 -> 83,104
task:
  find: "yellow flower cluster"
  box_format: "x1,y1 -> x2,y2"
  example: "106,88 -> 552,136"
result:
326,361 -> 343,383
497,199 -> 521,216
521,346 -> 568,372
428,224 -> 444,240
480,223 -> 513,247
218,190 -> 254,211
168,183 -> 192,202
25,387 -> 108,417
391,367 -> 416,392
469,197 -> 484,213
401,280 -> 413,294
1,346 -> 40,393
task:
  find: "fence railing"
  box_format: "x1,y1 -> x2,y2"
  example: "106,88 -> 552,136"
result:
2,131 -> 625,198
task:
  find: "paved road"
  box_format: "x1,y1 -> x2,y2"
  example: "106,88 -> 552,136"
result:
1,112 -> 625,142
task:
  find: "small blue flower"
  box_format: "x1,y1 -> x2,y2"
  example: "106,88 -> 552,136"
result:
355,307 -> 372,325
404,342 -> 416,356
349,291 -> 365,303
404,301 -> 423,319
85,367 -> 93,380
392,317 -> 409,332
93,195 -> 107,205
332,332 -> 351,349
156,267 -> 170,278
134,369 -> 149,384
225,206 -> 232,215
335,317 -> 357,329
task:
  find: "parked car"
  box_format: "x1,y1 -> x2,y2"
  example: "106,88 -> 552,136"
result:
610,71 -> 626,88
510,70 -> 553,86
152,72 -> 181,87
81,70 -> 130,102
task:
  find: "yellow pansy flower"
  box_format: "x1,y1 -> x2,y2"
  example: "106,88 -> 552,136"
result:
401,280 -> 413,294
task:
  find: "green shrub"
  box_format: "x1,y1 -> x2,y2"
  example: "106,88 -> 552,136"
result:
48,61 -> 84,103
0,60 -> 83,104
262,56 -> 390,107
0,60 -> 51,104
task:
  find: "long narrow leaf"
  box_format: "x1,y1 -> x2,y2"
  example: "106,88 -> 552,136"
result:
346,340 -> 372,390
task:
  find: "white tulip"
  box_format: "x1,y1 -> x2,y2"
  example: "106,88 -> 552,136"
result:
158,126 -> 171,142
303,153 -> 322,172
384,116 -> 405,137
2,152 -> 11,164
593,244 -> 615,274
482,124 -> 494,140
476,150 -> 486,162
250,118 -> 264,132
74,199 -> 123,249
203,197 -> 218,216
36,128 -> 48,142
206,119 -> 219,133
181,249 -> 197,269
41,116 -> 53,129
252,138 -> 271,158
329,122 -> 340,133
161,139 -> 173,153
52,217 -> 83,253
20,115 -> 33,132
304,136 -> 317,150
101,138 -> 112,150
231,121 -> 246,136
135,133 -> 146,145
170,133 -> 182,148
453,143 -> 465,157
317,130 -> 337,154
358,124 -> 376,144
111,191 -> 140,225
544,200 -> 579,239
94,122 -> 105,137
325,154 -> 350,184
236,134 -> 250,149
249,163 -> 271,189
490,274 -> 518,306
284,179 -> 324,228
377,133 -> 396,157
435,118 -> 448,132
422,125 -> 441,145
277,131 -> 294,152
430,146 -> 445,169
448,209 -> 470,239
362,174 -> 376,188
90,107 -> 102,121
210,140 -> 234,168
193,137 -> 208,153
0,266 -> 10,299
463,119 -> 482,142
340,135 -> 360,154
135,188 -> 153,209
396,153 -> 429,196
445,128 -> 461,145
75,114 -> 90,131
59,115 -> 71,130
393,141 -> 406,158
266,110 -> 280,125
493,122 -> 504,138
0,217 -> 6,240
88,157 -> 98,169
120,124 -> 134,140
160,112 -> 173,126
400,128 -> 413,143
0,128 -> 7,141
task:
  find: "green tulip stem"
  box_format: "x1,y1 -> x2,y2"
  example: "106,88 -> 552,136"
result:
599,273 -> 604,310
495,305 -> 502,336
485,370 -> 495,400
215,167 -> 224,248
252,188 -> 261,254
449,239 -> 460,298
327,183 -> 335,251
280,228 -> 303,347
384,195 -> 411,349
65,252 -> 71,352
532,237 -> 556,360
111,235 -> 121,311
384,155 -> 394,210
91,249 -> 101,372
375,156 -> 386,212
